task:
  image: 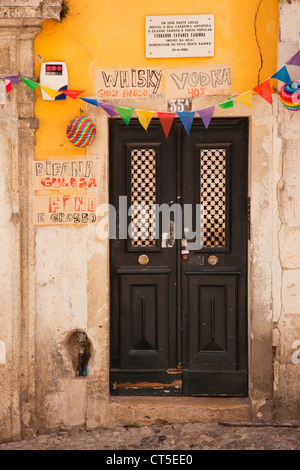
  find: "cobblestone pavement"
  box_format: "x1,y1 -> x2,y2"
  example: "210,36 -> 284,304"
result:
0,422 -> 300,450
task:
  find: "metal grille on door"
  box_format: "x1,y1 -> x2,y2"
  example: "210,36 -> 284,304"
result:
130,148 -> 156,247
200,148 -> 226,248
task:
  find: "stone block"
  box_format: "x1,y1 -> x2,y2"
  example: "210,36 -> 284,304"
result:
279,2 -> 300,44
0,46 -> 10,74
42,379 -> 88,430
276,315 -> 300,363
19,101 -> 35,119
0,1 -> 62,20
282,140 -> 300,162
279,185 -> 300,227
282,269 -> 300,315
279,225 -> 300,269
274,364 -> 300,417
278,106 -> 300,141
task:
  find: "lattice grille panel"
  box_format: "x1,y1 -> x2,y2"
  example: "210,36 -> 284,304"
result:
200,149 -> 226,248
131,149 -> 156,247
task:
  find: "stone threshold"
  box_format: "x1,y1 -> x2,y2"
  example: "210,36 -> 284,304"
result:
109,396 -> 252,427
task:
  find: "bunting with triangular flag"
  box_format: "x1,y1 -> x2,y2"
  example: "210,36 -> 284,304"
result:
218,98 -> 234,109
157,112 -> 176,138
1,48 -> 299,136
3,75 -> 19,92
60,90 -> 85,99
40,85 -> 62,99
136,110 -> 155,131
98,101 -> 119,117
177,111 -> 195,135
285,50 -> 300,66
79,97 -> 99,107
197,106 -> 215,129
20,77 -> 39,90
253,80 -> 273,104
4,75 -> 19,85
271,65 -> 291,84
234,90 -> 253,107
117,106 -> 135,126
4,79 -> 12,93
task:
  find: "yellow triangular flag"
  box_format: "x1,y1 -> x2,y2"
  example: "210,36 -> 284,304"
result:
234,90 -> 253,107
136,109 -> 154,131
40,85 -> 62,99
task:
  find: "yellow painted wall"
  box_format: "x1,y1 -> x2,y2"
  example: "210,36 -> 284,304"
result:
34,0 -> 278,159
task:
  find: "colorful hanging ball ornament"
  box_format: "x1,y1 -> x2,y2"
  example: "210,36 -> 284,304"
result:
66,116 -> 96,147
279,80 -> 300,111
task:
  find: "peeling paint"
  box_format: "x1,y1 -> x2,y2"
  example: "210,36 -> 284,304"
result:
0,341 -> 5,365
113,380 -> 182,390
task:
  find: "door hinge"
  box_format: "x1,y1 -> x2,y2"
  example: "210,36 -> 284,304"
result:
247,196 -> 251,240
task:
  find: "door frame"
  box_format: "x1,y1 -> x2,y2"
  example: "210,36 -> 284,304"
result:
83,97 -> 277,425
108,116 -> 248,396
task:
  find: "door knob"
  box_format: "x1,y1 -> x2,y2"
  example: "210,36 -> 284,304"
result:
208,255 -> 218,265
138,254 -> 149,265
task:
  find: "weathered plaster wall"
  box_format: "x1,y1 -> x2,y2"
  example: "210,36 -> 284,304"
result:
28,0 -> 281,434
0,0 -> 63,442
1,0 -> 300,444
273,0 -> 300,421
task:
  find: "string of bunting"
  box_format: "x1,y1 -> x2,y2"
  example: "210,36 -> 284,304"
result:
1,49 -> 300,138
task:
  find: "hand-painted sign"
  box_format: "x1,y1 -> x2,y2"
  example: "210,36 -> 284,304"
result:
32,159 -> 98,191
95,68 -> 163,99
33,195 -> 98,225
164,64 -> 232,98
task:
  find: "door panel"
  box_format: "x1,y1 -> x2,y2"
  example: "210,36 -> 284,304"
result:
181,118 -> 248,395
119,274 -> 169,369
109,117 -> 248,396
109,119 -> 180,395
187,274 -> 237,362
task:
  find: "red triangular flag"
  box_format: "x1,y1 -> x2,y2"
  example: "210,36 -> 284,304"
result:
157,112 -> 176,138
4,79 -> 12,93
60,90 -> 85,99
253,80 -> 272,104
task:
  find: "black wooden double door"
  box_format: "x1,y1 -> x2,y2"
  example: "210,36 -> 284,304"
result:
109,117 -> 248,396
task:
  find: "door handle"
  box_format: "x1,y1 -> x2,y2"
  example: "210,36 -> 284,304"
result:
181,237 -> 189,259
169,220 -> 175,247
162,220 -> 175,248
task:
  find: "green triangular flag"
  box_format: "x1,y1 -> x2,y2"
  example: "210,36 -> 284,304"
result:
20,77 -> 39,90
218,98 -> 234,109
116,106 -> 135,126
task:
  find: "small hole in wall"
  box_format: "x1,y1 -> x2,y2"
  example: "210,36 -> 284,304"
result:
60,1 -> 70,21
66,331 -> 91,377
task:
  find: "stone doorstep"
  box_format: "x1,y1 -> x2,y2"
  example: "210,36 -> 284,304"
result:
109,396 -> 252,427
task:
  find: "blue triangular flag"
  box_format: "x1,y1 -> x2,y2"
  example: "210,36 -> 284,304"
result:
271,66 -> 291,84
177,111 -> 195,135
79,97 -> 99,106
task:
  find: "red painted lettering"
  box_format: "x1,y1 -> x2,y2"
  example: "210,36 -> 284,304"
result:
74,196 -> 86,212
48,197 -> 60,213
88,178 -> 97,188
41,177 -> 52,187
79,178 -> 87,188
88,197 -> 97,212
63,195 -> 71,211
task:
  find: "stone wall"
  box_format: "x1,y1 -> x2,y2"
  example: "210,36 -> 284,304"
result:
0,0 -> 62,442
273,0 -> 300,420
